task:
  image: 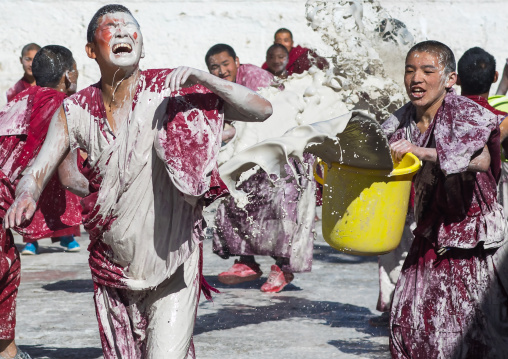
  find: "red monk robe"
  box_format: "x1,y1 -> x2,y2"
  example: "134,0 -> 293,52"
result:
383,90 -> 508,358
64,69 -> 225,358
262,45 -> 329,75
0,86 -> 82,340
5,78 -> 31,103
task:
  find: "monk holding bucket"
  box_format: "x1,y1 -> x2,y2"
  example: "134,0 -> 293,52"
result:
385,40 -> 508,358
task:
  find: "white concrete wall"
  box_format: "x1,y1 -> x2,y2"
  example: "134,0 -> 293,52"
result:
0,0 -> 507,105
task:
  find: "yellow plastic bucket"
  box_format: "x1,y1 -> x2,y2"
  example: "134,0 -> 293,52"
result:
314,153 -> 420,255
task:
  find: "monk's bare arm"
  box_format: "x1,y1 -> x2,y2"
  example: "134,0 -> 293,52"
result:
165,66 -> 273,122
390,139 -> 490,172
390,139 -> 437,162
58,150 -> 90,198
4,106 -> 70,228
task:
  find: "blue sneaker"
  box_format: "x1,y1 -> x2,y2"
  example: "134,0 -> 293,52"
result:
21,242 -> 38,255
60,236 -> 80,252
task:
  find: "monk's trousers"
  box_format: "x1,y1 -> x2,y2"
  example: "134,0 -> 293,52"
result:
94,247 -> 200,359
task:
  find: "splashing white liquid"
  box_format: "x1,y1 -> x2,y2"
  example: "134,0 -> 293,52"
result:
219,0 -> 416,203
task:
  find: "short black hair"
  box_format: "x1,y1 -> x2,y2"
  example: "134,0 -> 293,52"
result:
275,28 -> 293,40
407,40 -> 456,74
21,43 -> 41,57
32,45 -> 75,88
87,4 -> 137,43
266,43 -> 289,57
205,44 -> 236,66
458,47 -> 496,95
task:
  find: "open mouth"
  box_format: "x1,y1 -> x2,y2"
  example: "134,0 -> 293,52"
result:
411,87 -> 425,99
112,43 -> 133,54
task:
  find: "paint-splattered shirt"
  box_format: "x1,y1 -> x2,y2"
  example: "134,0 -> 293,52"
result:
64,69 -> 224,290
236,64 -> 274,91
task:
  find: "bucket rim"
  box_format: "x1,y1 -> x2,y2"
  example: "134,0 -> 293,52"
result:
325,152 -> 420,177
390,152 -> 421,176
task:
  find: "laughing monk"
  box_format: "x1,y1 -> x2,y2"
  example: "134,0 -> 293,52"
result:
0,45 -> 83,359
4,4 -> 272,359
385,40 -> 508,358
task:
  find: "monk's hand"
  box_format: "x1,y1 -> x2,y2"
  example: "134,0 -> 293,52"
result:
165,66 -> 204,93
4,191 -> 36,229
390,139 -> 416,162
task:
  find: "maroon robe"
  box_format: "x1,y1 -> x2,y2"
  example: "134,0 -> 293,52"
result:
0,86 -> 83,339
382,90 -> 508,358
464,95 -> 508,117
6,78 -> 31,103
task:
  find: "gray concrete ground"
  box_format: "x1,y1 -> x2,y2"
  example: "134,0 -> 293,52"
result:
13,208 -> 390,359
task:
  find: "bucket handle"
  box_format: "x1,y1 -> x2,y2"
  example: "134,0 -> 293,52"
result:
313,158 -> 328,185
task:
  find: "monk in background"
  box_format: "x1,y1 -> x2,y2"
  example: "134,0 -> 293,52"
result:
265,43 -> 289,79
6,43 -> 41,103
262,28 -> 328,75
0,45 -> 83,359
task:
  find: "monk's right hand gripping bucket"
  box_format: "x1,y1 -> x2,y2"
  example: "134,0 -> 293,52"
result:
314,153 -> 420,255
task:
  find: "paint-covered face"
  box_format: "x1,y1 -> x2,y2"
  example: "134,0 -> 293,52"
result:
94,12 -> 143,70
21,49 -> 38,76
404,51 -> 455,109
207,51 -> 239,83
274,32 -> 294,53
266,47 -> 288,76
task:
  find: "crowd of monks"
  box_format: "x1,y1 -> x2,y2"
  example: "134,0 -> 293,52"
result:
2,3 -> 508,359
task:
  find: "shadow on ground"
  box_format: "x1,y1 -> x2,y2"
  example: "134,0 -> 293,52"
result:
329,338 -> 390,358
42,279 -> 94,293
204,276 -> 302,291
20,345 -> 103,359
313,243 -> 378,264
195,295 -> 382,337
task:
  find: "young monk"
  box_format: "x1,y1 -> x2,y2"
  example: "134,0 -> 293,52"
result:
262,28 -> 328,75
6,42 -> 82,256
384,40 -> 508,357
6,44 -> 41,103
0,45 -> 83,359
208,45 -> 316,293
206,43 -> 274,91
5,5 -> 272,358
265,43 -> 289,79
205,43 -> 273,144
